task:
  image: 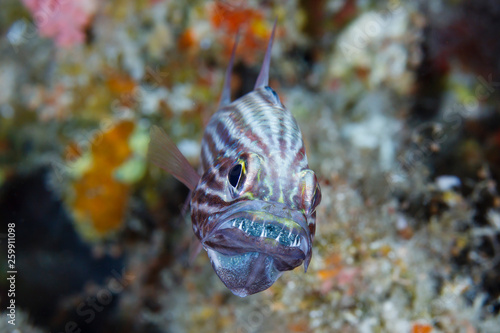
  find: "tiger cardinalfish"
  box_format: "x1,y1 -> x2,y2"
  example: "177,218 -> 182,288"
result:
148,23 -> 321,297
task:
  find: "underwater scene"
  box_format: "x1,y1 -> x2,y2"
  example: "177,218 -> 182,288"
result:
1,0 -> 500,332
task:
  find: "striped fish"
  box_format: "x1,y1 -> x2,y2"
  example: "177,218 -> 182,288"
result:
148,23 -> 321,297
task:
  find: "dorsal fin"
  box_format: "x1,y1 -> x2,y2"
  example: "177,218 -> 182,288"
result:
148,125 -> 200,191
254,19 -> 277,89
219,31 -> 241,107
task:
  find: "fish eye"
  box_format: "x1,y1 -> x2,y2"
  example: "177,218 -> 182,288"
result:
228,164 -> 243,188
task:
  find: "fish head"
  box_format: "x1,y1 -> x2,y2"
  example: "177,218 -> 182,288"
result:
191,152 -> 321,297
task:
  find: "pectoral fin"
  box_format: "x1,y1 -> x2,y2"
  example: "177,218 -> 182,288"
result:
148,125 -> 200,191
189,237 -> 203,265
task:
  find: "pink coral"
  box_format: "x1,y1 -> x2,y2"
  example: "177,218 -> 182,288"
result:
22,0 -> 97,47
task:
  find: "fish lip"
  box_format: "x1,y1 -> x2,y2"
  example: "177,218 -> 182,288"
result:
202,200 -> 312,267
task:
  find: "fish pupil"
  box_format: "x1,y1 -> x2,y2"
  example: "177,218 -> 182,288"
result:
228,164 -> 242,188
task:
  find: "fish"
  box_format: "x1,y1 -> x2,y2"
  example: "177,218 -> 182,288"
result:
148,22 -> 321,297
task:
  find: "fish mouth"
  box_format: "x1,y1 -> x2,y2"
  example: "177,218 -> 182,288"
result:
202,200 -> 312,272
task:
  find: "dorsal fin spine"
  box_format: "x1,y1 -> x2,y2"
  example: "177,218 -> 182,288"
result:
219,31 -> 241,107
254,19 -> 277,89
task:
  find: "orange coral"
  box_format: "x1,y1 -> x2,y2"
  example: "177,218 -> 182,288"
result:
178,27 -> 197,50
210,2 -> 273,63
106,74 -> 136,96
317,253 -> 343,280
71,121 -> 135,236
412,323 -> 433,333
288,319 -> 310,332
106,73 -> 137,108
317,253 -> 360,295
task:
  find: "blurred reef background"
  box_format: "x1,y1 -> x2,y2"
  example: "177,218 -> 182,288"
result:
1,0 -> 500,332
